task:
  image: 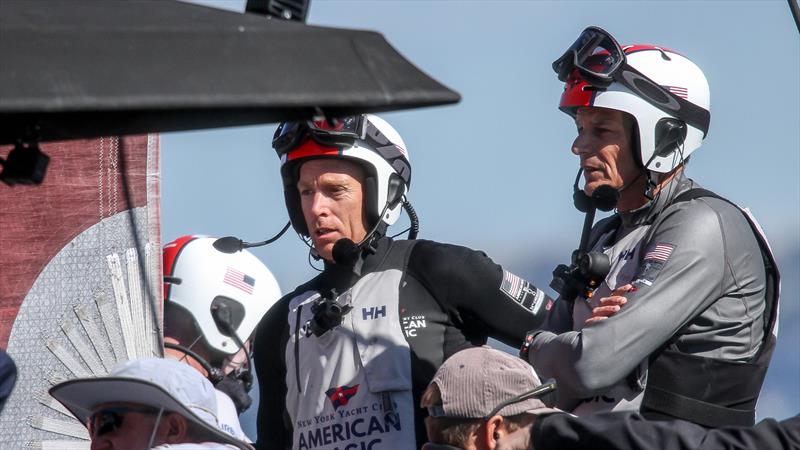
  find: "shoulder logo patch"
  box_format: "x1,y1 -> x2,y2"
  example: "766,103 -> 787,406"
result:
643,242 -> 675,263
500,270 -> 547,314
633,242 -> 676,287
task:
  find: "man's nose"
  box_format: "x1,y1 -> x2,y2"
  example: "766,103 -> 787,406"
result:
571,132 -> 593,156
310,192 -> 330,217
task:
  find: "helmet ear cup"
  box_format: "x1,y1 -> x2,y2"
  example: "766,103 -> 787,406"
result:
363,175 -> 378,229
386,174 -> 404,209
283,187 -> 308,236
654,118 -> 687,158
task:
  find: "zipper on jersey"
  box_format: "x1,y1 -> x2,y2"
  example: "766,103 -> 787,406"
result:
294,303 -> 303,394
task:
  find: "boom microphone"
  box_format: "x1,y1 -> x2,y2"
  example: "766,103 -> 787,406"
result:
592,185 -> 620,212
330,201 -> 394,266
213,222 -> 291,254
332,238 -> 361,266
572,168 -> 620,212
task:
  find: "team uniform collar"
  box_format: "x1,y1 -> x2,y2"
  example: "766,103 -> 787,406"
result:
319,236 -> 394,286
619,172 -> 695,228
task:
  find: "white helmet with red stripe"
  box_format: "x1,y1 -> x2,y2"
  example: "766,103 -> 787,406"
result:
275,114 -> 411,236
163,235 -> 281,355
559,45 -> 710,173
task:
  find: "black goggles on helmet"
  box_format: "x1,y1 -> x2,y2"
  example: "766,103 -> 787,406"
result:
553,26 -> 709,136
272,115 -> 368,157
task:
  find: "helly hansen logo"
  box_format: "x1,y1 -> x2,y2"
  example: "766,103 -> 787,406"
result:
362,305 -> 386,320
325,384 -> 359,410
618,249 -> 636,261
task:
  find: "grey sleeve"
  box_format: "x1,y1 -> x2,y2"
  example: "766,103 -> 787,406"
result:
528,200 -> 729,399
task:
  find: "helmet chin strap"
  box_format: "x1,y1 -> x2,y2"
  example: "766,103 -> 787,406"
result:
618,171 -> 646,195
644,171 -> 660,200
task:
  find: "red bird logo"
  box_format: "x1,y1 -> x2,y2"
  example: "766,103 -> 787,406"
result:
326,384 -> 360,410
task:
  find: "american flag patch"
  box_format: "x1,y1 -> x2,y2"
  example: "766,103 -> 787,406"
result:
665,85 -> 688,99
224,267 -> 255,294
643,243 -> 675,263
500,270 -> 524,301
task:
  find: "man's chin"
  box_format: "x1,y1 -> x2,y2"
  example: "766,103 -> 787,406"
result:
312,241 -> 336,262
584,181 -> 614,196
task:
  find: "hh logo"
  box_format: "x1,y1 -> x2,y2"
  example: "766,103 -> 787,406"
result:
362,305 -> 386,320
326,384 -> 359,410
618,249 -> 636,262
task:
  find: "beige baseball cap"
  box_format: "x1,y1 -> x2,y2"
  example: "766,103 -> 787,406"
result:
427,346 -> 560,419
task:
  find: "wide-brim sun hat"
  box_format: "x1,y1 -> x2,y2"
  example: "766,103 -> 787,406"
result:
49,357 -> 253,450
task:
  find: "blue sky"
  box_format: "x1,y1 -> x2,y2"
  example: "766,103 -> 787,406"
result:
164,0 -> 799,434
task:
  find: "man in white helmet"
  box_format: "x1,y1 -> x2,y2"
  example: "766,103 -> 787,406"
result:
254,114 -> 552,449
162,235 -> 282,441
521,27 -> 780,428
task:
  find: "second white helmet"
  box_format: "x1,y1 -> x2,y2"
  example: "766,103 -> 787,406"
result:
163,235 -> 281,355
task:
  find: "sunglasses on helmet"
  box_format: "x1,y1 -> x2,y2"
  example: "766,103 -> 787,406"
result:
272,115 -> 368,157
88,406 -> 158,437
553,26 -> 709,136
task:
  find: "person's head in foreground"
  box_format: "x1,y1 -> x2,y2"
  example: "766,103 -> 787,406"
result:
421,346 -> 559,450
49,357 -> 253,450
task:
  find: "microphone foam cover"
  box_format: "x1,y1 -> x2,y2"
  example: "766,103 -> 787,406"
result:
592,185 -> 620,212
212,236 -> 243,254
332,238 -> 360,266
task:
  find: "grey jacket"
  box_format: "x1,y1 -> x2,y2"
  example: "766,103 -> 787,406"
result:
529,173 -> 776,416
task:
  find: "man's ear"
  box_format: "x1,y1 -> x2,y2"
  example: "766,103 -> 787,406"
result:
484,415 -> 505,449
162,412 -> 190,444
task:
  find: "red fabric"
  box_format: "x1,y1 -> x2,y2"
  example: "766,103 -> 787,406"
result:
623,44 -> 680,56
559,70 -> 596,113
287,139 -> 341,161
162,235 -> 197,300
0,136 -> 152,347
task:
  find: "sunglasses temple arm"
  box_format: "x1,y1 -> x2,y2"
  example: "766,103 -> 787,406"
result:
518,380 -> 557,402
484,380 -> 558,419
147,407 -> 165,449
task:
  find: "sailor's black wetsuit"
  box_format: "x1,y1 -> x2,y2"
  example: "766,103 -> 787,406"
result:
254,237 -> 551,449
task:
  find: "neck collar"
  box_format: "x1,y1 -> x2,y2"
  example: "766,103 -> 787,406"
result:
320,236 -> 393,286
619,171 -> 693,227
